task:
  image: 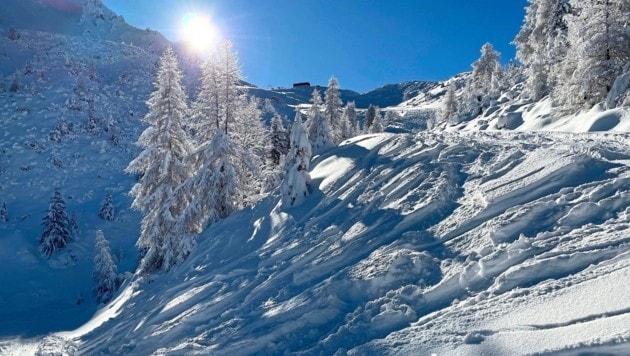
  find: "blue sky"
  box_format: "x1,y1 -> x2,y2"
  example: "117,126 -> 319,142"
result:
102,0 -> 527,93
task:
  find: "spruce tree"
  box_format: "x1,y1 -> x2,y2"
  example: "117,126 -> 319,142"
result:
324,76 -> 343,143
0,201 -> 7,222
125,47 -> 191,273
93,230 -> 119,304
365,104 -> 378,131
342,101 -> 358,138
460,43 -> 503,119
269,113 -> 289,166
281,112 -> 312,208
442,84 -> 458,122
39,189 -> 72,257
369,109 -> 384,133
98,192 -> 114,221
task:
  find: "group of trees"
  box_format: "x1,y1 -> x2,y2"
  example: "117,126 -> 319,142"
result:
36,188 -> 120,303
444,0 -> 629,123
127,45 -> 386,273
126,44 -> 289,273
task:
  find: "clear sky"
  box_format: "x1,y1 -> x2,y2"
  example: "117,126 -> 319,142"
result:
102,0 -> 527,93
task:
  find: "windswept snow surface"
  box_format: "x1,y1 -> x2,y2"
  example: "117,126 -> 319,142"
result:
34,131 -> 630,355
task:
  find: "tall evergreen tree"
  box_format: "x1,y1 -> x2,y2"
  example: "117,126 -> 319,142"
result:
281,112 -> 312,208
324,76 -> 343,143
125,47 -> 191,272
93,230 -> 119,304
175,41 -> 258,235
39,189 -> 72,257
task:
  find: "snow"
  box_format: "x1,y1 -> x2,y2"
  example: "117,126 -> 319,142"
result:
1,1 -> 629,354
6,130 -> 623,355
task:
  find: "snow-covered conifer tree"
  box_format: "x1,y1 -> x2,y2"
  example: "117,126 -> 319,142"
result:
215,41 -> 243,135
441,84 -> 458,122
365,104 -> 377,131
93,230 -> 119,304
559,0 -> 630,109
307,88 -> 323,140
9,73 -> 20,93
0,201 -> 7,222
306,88 -> 334,154
281,112 -> 312,208
190,51 -> 221,143
369,109 -> 384,133
308,110 -> 335,154
39,189 -> 72,257
98,192 -> 114,221
324,76 -> 343,143
269,113 -> 289,166
343,101 -> 358,138
514,0 -> 573,101
459,43 -> 503,118
125,47 -> 191,273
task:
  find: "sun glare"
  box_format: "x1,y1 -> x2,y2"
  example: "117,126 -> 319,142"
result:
181,13 -> 220,53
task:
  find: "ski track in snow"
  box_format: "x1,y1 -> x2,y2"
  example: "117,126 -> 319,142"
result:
15,130 -> 625,355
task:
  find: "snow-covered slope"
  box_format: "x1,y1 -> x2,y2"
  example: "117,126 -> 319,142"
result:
19,131 -> 630,354
0,0 -> 169,337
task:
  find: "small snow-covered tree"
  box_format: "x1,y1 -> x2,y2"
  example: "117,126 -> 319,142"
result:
98,192 -> 114,221
441,84 -> 458,121
342,101 -> 358,138
324,76 -> 343,143
39,189 -> 72,257
93,230 -> 119,304
306,88 -> 334,154
125,47 -> 191,273
306,88 -> 323,141
369,110 -> 384,133
269,113 -> 289,166
309,110 -> 335,155
9,73 -> 20,93
459,43 -> 503,119
281,112 -> 312,208
0,201 -> 7,222
365,104 -> 378,131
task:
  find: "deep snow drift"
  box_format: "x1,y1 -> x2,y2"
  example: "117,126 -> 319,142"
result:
13,131 -> 629,355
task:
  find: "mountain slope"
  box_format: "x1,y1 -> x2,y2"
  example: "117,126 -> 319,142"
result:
23,131 -> 630,354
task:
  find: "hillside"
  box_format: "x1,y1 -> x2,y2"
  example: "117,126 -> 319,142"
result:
5,131 -> 626,354
1,1 -> 629,355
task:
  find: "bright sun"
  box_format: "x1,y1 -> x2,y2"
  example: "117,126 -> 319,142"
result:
181,13 -> 220,53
